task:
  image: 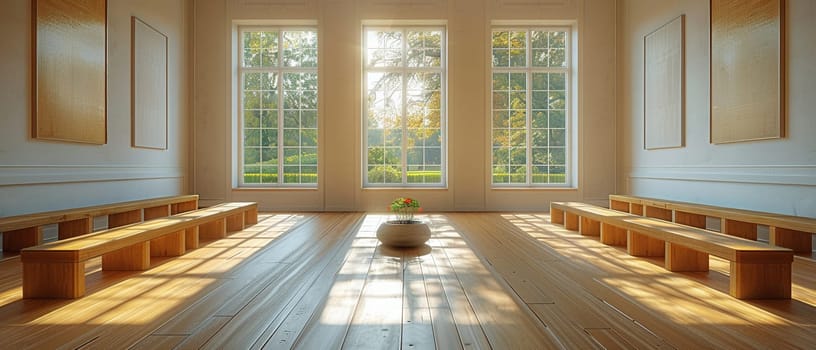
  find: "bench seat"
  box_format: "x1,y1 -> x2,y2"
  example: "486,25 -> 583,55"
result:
609,194 -> 816,253
1,195 -> 200,252
551,202 -> 794,299
20,202 -> 258,299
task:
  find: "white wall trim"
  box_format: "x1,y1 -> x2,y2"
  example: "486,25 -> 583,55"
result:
628,165 -> 816,186
0,165 -> 184,186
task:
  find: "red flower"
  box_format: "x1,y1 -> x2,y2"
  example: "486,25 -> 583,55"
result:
405,198 -> 412,204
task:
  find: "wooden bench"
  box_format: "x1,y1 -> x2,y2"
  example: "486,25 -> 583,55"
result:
20,202 -> 258,299
610,194 -> 816,254
1,195 -> 200,252
550,202 -> 794,299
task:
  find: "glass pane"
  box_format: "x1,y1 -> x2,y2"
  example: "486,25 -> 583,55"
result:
492,31 -> 508,48
532,148 -> 548,165
301,110 -> 317,128
532,110 -> 547,128
244,91 -> 260,109
283,129 -> 300,146
531,91 -> 548,110
532,73 -> 548,90
550,73 -> 566,90
244,129 -> 260,146
244,165 -> 260,183
262,90 -> 278,109
244,147 -> 260,164
509,166 -> 526,183
549,129 -> 566,146
367,30 -> 403,67
493,73 -> 509,90
531,129 -> 547,146
493,111 -> 509,128
548,91 -> 566,109
492,48 -> 509,67
550,31 -> 566,48
531,31 -> 548,48
549,48 -> 566,67
493,147 -> 509,165
549,147 -> 565,165
244,110 -> 260,128
261,129 -> 277,147
301,129 -> 317,146
549,110 -> 565,128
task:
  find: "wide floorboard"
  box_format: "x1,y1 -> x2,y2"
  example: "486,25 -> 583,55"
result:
0,212 -> 814,349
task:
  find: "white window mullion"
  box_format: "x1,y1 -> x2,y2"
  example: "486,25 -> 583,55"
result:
401,29 -> 408,184
277,31 -> 285,185
525,30 -> 533,185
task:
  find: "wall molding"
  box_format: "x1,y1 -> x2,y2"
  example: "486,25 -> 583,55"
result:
628,165 -> 816,186
0,165 -> 184,186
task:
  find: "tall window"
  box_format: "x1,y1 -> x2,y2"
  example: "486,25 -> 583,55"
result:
491,28 -> 570,186
364,26 -> 446,187
239,28 -> 318,186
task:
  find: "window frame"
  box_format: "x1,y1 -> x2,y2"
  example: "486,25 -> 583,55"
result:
362,25 -> 448,188
490,26 -> 573,188
237,25 -> 319,188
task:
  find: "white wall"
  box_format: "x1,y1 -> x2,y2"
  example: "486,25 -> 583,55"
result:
0,0 -> 191,216
192,0 -> 617,211
617,0 -> 816,218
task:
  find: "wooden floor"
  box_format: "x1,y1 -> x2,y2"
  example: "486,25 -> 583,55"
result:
0,212 -> 814,349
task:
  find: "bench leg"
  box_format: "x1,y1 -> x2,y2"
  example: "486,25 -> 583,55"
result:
665,242 -> 709,272
200,219 -> 227,240
151,230 -> 186,257
609,199 -> 630,213
580,217 -> 600,236
102,242 -> 150,270
769,227 -> 813,253
627,230 -> 664,257
185,226 -> 199,250
171,200 -> 199,214
2,226 -> 43,252
564,212 -> 579,231
723,218 -> 757,240
58,217 -> 93,239
675,211 -> 706,229
730,260 -> 791,299
645,206 -> 672,221
108,209 -> 142,228
550,207 -> 564,225
245,206 -> 258,225
23,261 -> 85,299
144,205 -> 171,220
226,212 -> 245,233
600,223 -> 627,246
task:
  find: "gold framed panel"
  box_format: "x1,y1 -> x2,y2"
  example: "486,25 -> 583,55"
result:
32,0 -> 107,144
710,0 -> 785,144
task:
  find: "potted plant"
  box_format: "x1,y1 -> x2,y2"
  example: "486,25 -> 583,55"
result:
376,197 -> 431,247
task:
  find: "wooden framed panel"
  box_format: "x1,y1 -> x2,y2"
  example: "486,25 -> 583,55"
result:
644,15 -> 684,150
710,0 -> 785,144
131,17 -> 168,149
32,0 -> 107,144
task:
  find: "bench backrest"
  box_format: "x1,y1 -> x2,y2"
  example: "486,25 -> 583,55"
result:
20,202 -> 255,263
0,195 -> 199,232
609,195 -> 816,233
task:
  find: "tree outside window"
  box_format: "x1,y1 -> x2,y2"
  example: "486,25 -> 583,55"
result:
240,28 -> 318,186
364,27 -> 446,187
491,28 -> 570,186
